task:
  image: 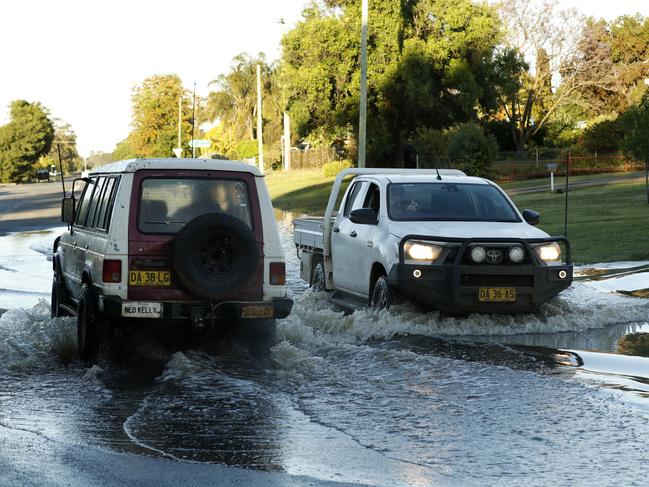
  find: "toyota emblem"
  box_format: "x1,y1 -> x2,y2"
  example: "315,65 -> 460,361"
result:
486,249 -> 503,264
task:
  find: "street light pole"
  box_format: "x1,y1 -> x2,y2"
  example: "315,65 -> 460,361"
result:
256,63 -> 264,174
191,82 -> 196,158
178,95 -> 182,155
357,0 -> 368,169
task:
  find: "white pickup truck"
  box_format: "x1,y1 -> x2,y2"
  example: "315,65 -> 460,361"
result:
294,169 -> 573,314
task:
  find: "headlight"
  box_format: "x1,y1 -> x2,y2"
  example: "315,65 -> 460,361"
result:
534,242 -> 561,263
404,240 -> 443,263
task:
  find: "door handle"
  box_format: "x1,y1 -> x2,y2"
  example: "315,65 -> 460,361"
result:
73,242 -> 77,247
350,231 -> 357,238
333,226 -> 340,233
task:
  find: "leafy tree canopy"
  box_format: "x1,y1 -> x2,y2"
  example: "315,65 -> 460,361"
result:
281,0 -> 505,166
126,74 -> 194,158
0,100 -> 55,182
38,122 -> 82,174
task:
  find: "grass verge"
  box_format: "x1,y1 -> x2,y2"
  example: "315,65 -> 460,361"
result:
511,181 -> 649,263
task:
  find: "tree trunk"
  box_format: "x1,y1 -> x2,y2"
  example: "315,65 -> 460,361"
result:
645,160 -> 649,205
392,138 -> 405,168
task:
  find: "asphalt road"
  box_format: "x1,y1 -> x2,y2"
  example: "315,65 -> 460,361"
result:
0,180 -> 68,234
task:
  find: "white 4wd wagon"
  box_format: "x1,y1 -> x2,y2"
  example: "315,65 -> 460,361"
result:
52,158 -> 292,360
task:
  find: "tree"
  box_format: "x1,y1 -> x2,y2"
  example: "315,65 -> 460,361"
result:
575,15 -> 649,117
126,75 -> 193,158
204,54 -> 283,162
447,122 -> 498,177
87,151 -> 116,169
0,100 -> 55,182
496,0 -> 595,153
281,0 -> 505,166
620,91 -> 649,203
39,122 -> 82,174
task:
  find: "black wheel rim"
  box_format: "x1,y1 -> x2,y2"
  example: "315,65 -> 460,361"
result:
195,233 -> 240,280
374,287 -> 388,309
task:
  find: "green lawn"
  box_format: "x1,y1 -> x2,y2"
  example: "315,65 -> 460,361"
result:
265,169 -> 649,263
511,181 -> 649,263
265,168 -> 351,215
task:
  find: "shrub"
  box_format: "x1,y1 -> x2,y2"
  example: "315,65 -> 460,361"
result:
322,159 -> 353,177
447,123 -> 498,177
410,127 -> 448,166
234,139 -> 258,159
581,117 -> 623,153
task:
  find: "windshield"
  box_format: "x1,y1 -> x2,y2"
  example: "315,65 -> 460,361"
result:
138,178 -> 252,234
388,182 -> 520,222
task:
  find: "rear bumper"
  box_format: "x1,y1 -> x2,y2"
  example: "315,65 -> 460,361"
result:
99,295 -> 293,324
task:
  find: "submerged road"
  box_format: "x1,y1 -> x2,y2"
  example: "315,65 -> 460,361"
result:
1,176 -> 649,486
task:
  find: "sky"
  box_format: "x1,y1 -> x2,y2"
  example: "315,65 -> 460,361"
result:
1,0 -> 648,157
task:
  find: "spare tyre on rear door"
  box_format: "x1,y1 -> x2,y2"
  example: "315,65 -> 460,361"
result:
173,212 -> 260,300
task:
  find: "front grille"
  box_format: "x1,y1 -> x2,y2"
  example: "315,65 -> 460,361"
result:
460,274 -> 534,287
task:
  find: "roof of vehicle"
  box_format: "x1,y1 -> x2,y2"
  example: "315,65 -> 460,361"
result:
363,174 -> 491,186
90,158 -> 262,176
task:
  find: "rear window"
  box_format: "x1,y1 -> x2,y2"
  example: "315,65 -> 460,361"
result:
138,178 -> 253,234
388,182 -> 520,222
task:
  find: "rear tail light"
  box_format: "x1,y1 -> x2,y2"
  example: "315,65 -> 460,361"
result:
103,259 -> 122,283
269,262 -> 286,285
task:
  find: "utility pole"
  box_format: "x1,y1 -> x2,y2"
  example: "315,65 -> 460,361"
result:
177,96 -> 182,156
191,82 -> 196,158
357,0 -> 368,168
283,112 -> 291,170
564,152 -> 571,236
256,63 -> 264,174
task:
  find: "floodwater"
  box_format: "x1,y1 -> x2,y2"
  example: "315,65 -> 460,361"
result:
1,219 -> 648,486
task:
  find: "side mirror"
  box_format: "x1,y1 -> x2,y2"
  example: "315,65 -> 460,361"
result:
61,197 -> 75,224
349,208 -> 378,225
522,209 -> 540,226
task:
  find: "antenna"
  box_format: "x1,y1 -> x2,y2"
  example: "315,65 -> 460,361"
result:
56,144 -> 66,196
435,168 -> 442,181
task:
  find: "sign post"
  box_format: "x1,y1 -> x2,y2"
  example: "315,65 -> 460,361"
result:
546,162 -> 558,192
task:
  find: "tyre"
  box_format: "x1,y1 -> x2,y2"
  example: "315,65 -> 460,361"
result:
310,262 -> 326,291
239,319 -> 277,364
77,283 -> 113,363
51,259 -> 71,318
51,277 -> 64,318
371,276 -> 399,310
173,213 -> 260,301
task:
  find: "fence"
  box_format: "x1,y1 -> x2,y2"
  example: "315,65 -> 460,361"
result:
421,152 -> 643,181
491,153 -> 643,181
288,147 -> 340,170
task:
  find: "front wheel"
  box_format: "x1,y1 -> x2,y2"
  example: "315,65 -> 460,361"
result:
310,262 -> 326,291
51,277 -> 64,318
371,276 -> 399,310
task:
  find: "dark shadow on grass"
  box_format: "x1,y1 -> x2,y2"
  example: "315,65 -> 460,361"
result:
273,180 -> 350,216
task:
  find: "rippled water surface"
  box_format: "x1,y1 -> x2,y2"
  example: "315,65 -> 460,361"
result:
1,219 -> 648,486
